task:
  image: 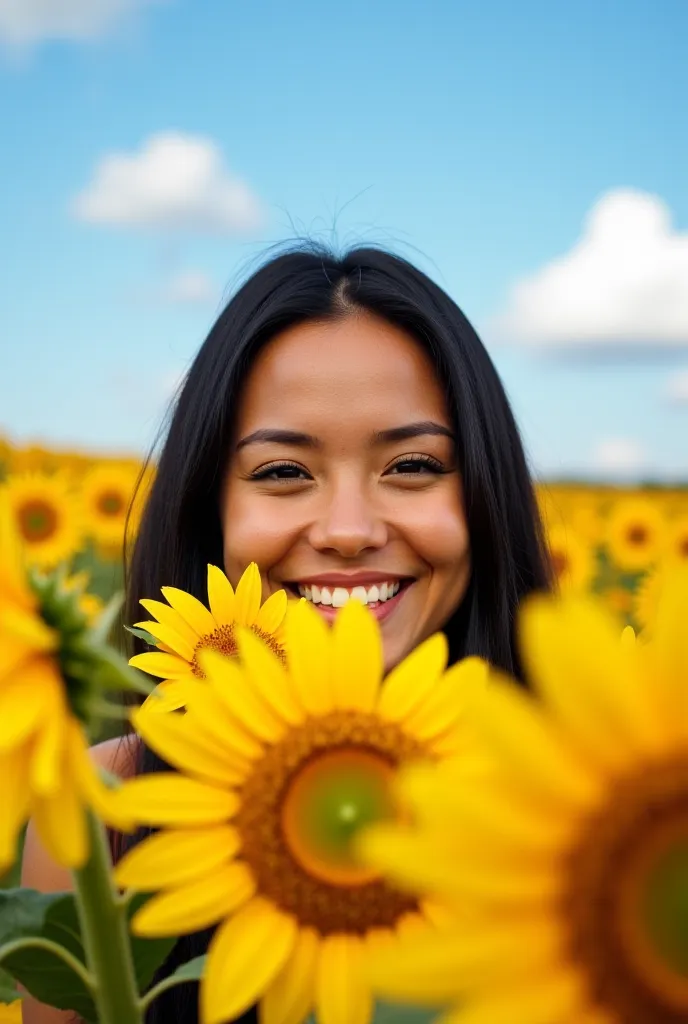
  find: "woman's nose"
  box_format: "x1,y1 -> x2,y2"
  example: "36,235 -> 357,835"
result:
308,481 -> 387,558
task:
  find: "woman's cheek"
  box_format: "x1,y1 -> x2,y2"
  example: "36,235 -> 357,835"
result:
222,497 -> 306,583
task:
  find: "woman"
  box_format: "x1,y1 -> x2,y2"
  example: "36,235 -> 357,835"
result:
22,242 -> 552,1023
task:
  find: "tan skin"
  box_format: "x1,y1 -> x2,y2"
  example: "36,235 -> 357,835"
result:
21,311 -> 471,1022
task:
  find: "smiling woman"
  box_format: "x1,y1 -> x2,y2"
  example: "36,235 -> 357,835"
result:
21,242 -> 552,1024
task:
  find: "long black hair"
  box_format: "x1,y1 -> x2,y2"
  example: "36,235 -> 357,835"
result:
120,242 -> 553,1022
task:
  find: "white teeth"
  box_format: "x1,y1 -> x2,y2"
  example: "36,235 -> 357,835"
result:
296,580 -> 405,606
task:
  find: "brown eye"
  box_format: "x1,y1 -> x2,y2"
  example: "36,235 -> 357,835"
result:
250,462 -> 312,482
385,455 -> 444,475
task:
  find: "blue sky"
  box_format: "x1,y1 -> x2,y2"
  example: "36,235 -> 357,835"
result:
1,0 -> 687,481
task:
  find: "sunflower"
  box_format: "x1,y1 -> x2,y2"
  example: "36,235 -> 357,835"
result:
604,496 -> 664,573
112,598 -> 485,1024
546,524 -> 595,594
0,1001 -> 21,1023
363,569 -> 688,1024
131,562 -> 289,713
63,571 -> 105,626
2,471 -> 83,569
79,462 -> 140,553
665,514 -> 688,565
0,494 -> 139,872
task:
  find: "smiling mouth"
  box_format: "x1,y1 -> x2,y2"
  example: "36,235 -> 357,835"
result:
286,578 -> 413,611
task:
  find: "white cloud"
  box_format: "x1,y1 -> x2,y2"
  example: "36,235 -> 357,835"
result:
0,0 -> 161,47
665,369 -> 688,405
157,270 -> 217,305
71,132 -> 264,235
589,437 -> 649,476
494,189 -> 688,349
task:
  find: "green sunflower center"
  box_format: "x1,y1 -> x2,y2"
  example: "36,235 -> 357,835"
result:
18,499 -> 58,542
96,489 -> 125,517
564,757 -> 688,1024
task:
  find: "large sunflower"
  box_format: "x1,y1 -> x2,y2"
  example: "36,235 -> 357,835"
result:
79,462 -> 140,553
363,569 -> 688,1024
2,470 -> 83,568
112,598 -> 485,1024
605,496 -> 664,573
131,562 -> 289,713
0,495 -> 137,872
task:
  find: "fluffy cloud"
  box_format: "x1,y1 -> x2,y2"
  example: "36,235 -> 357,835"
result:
494,189 -> 688,349
71,133 -> 264,235
157,270 -> 217,305
665,369 -> 688,405
589,437 -> 649,476
0,0 -> 161,46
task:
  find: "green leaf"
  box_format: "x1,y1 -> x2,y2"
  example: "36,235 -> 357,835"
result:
167,955 -> 206,982
0,889 -> 177,1017
0,980 -> 19,1005
124,625 -> 160,647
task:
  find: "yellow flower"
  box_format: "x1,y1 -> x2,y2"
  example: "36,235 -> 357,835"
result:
2,471 -> 83,568
80,462 -> 140,553
0,495 -> 135,872
363,569 -> 688,1024
546,524 -> 595,593
0,1001 -> 22,1023
605,496 -> 664,572
112,599 -> 485,1024
665,514 -> 688,565
131,562 -> 289,713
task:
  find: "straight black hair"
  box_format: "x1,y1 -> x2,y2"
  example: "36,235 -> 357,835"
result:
119,241 -> 553,1023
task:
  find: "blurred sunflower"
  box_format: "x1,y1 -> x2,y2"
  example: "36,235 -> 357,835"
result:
132,562 -> 289,713
363,571 -> 688,1024
0,495 -> 141,872
80,462 -> 140,554
605,496 -> 664,572
0,1001 -> 22,1023
113,599 -> 485,1024
546,524 -> 595,594
2,471 -> 83,569
64,571 -> 105,626
665,514 -> 688,565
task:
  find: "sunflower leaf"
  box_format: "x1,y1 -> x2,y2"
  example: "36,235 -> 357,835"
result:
0,889 -> 177,1017
167,954 -> 206,981
124,625 -> 160,647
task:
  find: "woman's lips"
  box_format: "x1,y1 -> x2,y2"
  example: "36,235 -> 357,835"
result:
308,582 -> 411,623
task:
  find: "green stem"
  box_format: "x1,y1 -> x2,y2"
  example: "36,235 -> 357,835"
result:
138,975 -> 192,1012
0,937 -> 94,992
72,811 -> 143,1024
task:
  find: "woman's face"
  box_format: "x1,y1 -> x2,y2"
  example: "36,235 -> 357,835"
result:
221,312 -> 471,670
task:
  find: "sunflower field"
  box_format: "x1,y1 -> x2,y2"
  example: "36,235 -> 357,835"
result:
1,433 -> 687,642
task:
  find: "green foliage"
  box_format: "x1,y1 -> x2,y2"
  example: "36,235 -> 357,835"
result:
0,889 -> 177,1017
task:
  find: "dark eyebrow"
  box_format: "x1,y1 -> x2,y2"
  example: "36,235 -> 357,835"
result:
235,428 -> 322,450
374,421 -> 455,444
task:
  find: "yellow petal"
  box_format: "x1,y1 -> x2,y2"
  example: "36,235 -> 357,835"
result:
140,598 -> 201,648
377,634 -> 448,722
404,657 -> 488,742
30,708 -> 65,796
199,650 -> 286,743
139,679 -> 192,713
32,769 -> 88,868
234,562 -> 262,626
0,663 -> 57,750
111,773 -> 237,826
236,627 -> 302,726
67,721 -> 134,833
0,603 -> 56,663
467,675 -> 601,809
115,825 -> 240,889
254,588 -> 288,634
262,927 -> 319,1024
206,564 -> 236,625
649,566 -> 688,738
184,682 -> 263,762
316,934 -> 373,1024
0,492 -> 31,607
331,600 -> 381,712
134,620 -> 195,662
131,705 -> 245,786
286,600 -> 334,715
438,967 -> 585,1024
202,898 -> 298,1024
131,860 -> 255,936
129,651 -> 190,680
0,745 -> 31,872
161,586 -> 217,637
520,596 -> 660,763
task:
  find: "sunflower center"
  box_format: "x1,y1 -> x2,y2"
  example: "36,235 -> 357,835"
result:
191,624 -> 285,676
627,525 -> 649,547
96,489 -> 125,517
563,757 -> 688,1023
235,710 -> 425,934
17,499 -> 58,542
551,550 -> 569,578
678,537 -> 688,559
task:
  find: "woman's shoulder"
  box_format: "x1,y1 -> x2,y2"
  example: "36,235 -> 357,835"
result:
21,733 -> 140,893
